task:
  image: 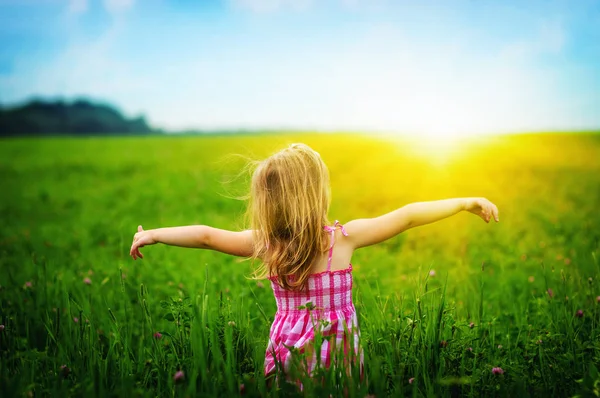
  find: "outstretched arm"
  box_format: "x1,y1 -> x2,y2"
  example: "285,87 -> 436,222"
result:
344,197 -> 499,249
130,225 -> 254,260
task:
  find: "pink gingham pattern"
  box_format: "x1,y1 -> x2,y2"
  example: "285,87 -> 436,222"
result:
264,221 -> 363,377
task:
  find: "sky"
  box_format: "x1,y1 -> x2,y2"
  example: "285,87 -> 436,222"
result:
0,0 -> 599,136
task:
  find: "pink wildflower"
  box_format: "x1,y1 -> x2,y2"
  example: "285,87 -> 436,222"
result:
469,322 -> 475,329
83,277 -> 91,285
492,367 -> 504,375
408,377 -> 415,384
575,310 -> 584,318
467,347 -> 473,352
24,281 -> 32,289
173,370 -> 185,383
497,345 -> 503,350
547,288 -> 554,298
239,383 -> 246,395
0,324 -> 4,331
596,296 -> 600,303
73,317 -> 79,323
429,270 -> 436,277
153,332 -> 162,339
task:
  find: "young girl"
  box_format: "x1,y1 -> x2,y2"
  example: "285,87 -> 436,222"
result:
129,143 -> 499,383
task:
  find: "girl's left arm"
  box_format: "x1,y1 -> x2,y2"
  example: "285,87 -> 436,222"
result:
130,225 -> 254,260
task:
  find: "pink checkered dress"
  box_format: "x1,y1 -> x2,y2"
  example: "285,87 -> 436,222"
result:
264,221 -> 363,377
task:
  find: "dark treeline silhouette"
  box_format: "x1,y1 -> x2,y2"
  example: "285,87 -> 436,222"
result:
0,99 -> 157,136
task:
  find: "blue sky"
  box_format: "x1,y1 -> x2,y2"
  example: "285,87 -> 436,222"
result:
0,0 -> 599,135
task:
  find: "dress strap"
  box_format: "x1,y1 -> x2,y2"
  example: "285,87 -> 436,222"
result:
323,220 -> 348,271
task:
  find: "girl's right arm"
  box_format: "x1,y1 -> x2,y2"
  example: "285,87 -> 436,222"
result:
130,225 -> 254,260
344,197 -> 499,250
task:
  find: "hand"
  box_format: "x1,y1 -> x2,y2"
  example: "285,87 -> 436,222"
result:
464,198 -> 499,223
130,225 -> 156,260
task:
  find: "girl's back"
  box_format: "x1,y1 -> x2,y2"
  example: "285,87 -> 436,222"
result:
265,221 -> 362,377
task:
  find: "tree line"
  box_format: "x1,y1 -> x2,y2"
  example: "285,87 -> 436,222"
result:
0,99 -> 158,136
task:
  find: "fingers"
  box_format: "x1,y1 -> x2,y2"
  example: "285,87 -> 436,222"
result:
471,198 -> 499,224
482,211 -> 490,223
484,199 -> 499,222
130,241 -> 145,260
131,226 -> 145,260
481,204 -> 491,223
130,243 -> 138,260
482,202 -> 499,223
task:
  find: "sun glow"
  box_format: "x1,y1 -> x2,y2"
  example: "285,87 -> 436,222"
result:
405,124 -> 476,163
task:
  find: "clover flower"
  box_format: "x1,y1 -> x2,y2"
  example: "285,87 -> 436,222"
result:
173,370 -> 185,383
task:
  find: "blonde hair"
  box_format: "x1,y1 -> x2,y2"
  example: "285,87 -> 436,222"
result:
248,143 -> 331,291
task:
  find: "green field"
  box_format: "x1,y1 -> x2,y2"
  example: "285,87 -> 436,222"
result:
1,133 -> 600,397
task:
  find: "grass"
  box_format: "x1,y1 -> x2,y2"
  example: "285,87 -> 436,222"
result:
0,132 -> 599,397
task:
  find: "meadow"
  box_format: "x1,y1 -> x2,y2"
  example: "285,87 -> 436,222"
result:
0,132 -> 599,397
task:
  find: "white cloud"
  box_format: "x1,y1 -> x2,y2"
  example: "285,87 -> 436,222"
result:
538,20 -> 566,54
229,0 -> 312,13
104,0 -> 134,15
67,0 -> 87,15
229,0 -> 389,13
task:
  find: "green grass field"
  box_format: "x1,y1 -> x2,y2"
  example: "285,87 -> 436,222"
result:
1,133 -> 599,397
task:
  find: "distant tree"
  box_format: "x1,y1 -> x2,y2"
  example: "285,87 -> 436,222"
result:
0,98 -> 157,136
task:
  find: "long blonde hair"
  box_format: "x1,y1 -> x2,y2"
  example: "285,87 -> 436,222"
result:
248,143 -> 331,291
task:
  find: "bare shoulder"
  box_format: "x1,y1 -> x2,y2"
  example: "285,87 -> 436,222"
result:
340,218 -> 373,249
341,214 -> 411,250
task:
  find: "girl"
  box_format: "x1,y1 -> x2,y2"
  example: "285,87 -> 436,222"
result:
129,143 -> 499,383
